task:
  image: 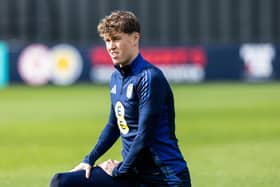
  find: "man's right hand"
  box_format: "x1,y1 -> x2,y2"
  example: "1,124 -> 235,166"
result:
71,163 -> 92,179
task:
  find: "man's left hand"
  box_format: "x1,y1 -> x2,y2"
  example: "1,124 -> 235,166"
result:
98,159 -> 120,176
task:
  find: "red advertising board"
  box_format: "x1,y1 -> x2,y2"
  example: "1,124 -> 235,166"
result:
89,46 -> 207,83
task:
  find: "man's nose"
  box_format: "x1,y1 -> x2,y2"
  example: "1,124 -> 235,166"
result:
108,41 -> 116,50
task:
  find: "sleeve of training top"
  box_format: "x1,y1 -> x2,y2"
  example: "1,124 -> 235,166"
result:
83,105 -> 120,166
112,69 -> 165,177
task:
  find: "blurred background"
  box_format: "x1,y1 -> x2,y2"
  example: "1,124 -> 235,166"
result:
0,0 -> 280,86
1,0 -> 280,44
0,0 -> 280,187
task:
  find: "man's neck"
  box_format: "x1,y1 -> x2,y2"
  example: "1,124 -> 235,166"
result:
119,51 -> 139,68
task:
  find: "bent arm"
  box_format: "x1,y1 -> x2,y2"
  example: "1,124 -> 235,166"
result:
83,105 -> 120,166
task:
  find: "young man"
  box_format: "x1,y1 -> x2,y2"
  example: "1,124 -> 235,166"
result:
50,11 -> 191,187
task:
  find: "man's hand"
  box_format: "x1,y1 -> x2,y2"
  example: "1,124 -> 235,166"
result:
71,163 -> 92,179
98,159 -> 120,176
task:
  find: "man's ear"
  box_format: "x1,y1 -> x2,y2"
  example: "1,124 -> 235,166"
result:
133,32 -> 140,46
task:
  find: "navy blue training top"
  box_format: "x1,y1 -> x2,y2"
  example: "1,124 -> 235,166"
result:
84,54 -> 188,182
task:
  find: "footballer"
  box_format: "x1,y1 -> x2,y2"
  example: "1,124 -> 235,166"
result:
50,10 -> 191,187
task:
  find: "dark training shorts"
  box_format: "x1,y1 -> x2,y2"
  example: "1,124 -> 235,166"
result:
50,166 -> 191,187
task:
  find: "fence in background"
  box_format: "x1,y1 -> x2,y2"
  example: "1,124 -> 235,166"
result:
0,0 -> 279,45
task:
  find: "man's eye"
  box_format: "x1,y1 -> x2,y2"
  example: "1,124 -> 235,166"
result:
113,37 -> 121,41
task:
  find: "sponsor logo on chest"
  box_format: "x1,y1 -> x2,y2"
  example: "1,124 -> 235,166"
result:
115,101 -> 129,135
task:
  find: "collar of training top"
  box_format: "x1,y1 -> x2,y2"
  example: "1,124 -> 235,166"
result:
114,53 -> 145,77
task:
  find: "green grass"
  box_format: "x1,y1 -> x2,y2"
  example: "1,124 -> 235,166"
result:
0,83 -> 280,187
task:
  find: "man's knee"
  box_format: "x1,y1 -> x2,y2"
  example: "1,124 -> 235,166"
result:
50,173 -> 68,187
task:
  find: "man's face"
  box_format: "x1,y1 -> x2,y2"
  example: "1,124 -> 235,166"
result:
103,32 -> 139,67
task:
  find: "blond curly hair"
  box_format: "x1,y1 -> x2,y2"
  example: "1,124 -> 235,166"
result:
97,11 -> 140,38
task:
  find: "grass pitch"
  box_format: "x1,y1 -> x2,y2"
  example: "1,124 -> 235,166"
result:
0,83 -> 280,187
